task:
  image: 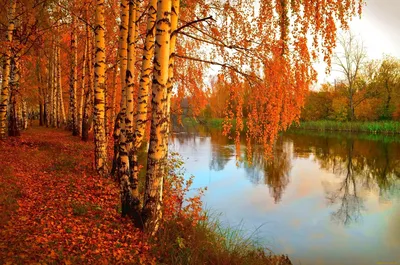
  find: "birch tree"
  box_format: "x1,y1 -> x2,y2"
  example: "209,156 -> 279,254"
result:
0,0 -> 16,139
69,16 -> 78,135
142,0 -> 172,233
93,0 -> 108,176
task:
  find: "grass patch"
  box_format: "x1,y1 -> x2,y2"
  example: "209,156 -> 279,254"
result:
48,156 -> 76,173
180,117 -> 245,131
285,129 -> 400,143
291,120 -> 400,134
71,202 -> 89,216
154,212 -> 289,265
71,201 -> 103,217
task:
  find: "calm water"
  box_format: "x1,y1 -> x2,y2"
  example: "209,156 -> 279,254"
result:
169,128 -> 400,265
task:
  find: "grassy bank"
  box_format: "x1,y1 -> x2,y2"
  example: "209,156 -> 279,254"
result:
179,117 -> 243,132
285,129 -> 400,144
155,214 -> 290,265
180,117 -> 226,128
291,120 -> 400,134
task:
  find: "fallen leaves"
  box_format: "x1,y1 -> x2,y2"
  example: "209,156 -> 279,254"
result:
0,126 -> 155,264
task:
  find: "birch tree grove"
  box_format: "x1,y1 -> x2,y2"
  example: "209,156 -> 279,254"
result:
0,0 -> 366,236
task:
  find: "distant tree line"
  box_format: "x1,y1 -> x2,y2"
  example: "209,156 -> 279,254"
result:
302,55 -> 400,122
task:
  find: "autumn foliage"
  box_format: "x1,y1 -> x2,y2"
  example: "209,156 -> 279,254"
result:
300,56 -> 400,122
0,0 -> 369,262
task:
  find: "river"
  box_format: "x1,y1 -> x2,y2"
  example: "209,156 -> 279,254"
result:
169,127 -> 400,265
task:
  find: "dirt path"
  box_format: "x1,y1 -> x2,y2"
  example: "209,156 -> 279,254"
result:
0,126 -> 153,264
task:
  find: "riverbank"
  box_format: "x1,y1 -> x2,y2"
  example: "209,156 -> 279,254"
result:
180,117 -> 226,128
0,125 -> 290,264
291,120 -> 400,134
180,117 -> 400,135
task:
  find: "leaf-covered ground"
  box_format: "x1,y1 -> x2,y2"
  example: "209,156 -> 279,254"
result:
0,126 -> 155,264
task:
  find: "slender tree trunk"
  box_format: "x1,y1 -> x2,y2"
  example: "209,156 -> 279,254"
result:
93,0 -> 108,177
22,99 -> 27,130
132,0 -> 157,186
165,0 -> 179,136
58,45 -> 66,126
8,56 -> 20,137
120,0 -> 141,225
50,44 -> 55,127
112,0 -> 129,177
53,43 -> 58,127
0,0 -> 17,139
110,65 -> 117,138
82,23 -> 92,141
45,55 -> 51,127
78,35 -> 87,136
104,73 -> 108,142
17,100 -> 23,131
142,0 -> 172,234
70,17 -> 78,135
384,83 -> 391,118
8,92 -> 19,137
89,30 -> 95,133
39,102 -> 44,126
38,60 -> 44,126
349,88 -> 354,121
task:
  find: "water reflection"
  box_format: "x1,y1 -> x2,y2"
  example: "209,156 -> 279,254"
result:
170,127 -> 400,264
171,127 -> 400,227
287,132 -> 400,225
243,137 -> 292,204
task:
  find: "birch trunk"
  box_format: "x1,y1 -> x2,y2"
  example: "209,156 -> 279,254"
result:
112,0 -> 129,176
142,0 -> 171,234
110,66 -> 117,138
50,44 -> 56,127
120,0 -> 141,225
70,17 -> 78,135
58,45 -> 66,126
165,0 -> 179,143
78,36 -> 87,136
54,43 -> 59,127
8,56 -> 20,137
132,0 -> 157,184
93,0 -> 108,177
38,60 -> 45,126
82,23 -> 92,141
0,0 -> 16,139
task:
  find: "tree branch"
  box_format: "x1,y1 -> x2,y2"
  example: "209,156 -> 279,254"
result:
175,53 -> 261,81
172,16 -> 214,37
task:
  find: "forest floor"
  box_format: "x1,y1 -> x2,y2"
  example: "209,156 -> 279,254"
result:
0,125 -> 155,264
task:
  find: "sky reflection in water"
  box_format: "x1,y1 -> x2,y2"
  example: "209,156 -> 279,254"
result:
169,129 -> 400,265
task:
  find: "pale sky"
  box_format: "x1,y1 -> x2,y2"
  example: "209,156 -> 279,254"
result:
316,0 -> 400,86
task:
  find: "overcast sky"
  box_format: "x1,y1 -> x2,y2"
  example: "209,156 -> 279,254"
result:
316,0 -> 400,85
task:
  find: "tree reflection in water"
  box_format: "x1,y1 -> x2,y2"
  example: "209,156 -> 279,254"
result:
170,126 -> 400,226
243,136 -> 292,203
288,132 -> 400,226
